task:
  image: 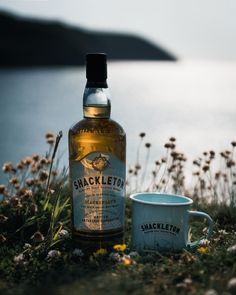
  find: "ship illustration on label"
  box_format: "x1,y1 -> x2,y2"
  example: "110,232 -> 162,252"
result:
80,153 -> 110,171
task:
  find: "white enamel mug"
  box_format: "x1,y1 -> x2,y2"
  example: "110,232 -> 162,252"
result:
130,192 -> 213,252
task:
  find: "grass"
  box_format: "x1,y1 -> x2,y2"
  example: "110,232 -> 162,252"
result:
0,132 -> 236,295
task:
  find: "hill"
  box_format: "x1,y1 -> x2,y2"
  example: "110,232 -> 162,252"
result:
0,11 -> 176,66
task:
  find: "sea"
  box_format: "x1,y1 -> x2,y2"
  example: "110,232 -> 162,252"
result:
0,60 -> 236,185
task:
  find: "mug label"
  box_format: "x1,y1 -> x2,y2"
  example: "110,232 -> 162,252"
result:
140,222 -> 181,236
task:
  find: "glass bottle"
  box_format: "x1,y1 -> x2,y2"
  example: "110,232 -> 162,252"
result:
68,53 -> 126,252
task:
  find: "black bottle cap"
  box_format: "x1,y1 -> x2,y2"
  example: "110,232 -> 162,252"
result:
86,53 -> 107,82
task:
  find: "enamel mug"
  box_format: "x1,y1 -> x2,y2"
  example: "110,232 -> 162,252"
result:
130,192 -> 213,252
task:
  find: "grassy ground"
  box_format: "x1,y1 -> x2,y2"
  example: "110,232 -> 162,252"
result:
0,133 -> 236,295
0,198 -> 236,295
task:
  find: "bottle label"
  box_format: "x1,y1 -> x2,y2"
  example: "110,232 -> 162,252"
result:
71,152 -> 125,232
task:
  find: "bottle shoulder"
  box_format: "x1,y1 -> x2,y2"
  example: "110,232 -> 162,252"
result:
69,118 -> 126,136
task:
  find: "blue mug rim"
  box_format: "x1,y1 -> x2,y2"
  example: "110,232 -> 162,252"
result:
130,192 -> 193,206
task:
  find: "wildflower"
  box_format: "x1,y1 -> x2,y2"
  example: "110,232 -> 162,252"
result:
31,231 -> 45,243
0,214 -> 8,223
14,253 -> 25,265
113,244 -> 127,252
199,239 -> 210,247
72,248 -> 84,257
109,252 -> 121,262
145,143 -> 151,148
204,289 -> 218,295
39,170 -> 49,182
218,229 -> 228,235
139,132 -> 146,138
129,251 -> 140,258
47,250 -> 61,259
121,254 -> 132,266
58,229 -> 69,239
197,246 -> 209,254
227,244 -> 236,253
183,278 -> 192,285
227,278 -> 236,292
23,243 -> 32,250
93,248 -> 107,257
0,185 -> 6,194
2,162 -> 13,173
0,234 -> 7,243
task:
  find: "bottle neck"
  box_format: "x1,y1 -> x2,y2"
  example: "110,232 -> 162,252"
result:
83,81 -> 111,119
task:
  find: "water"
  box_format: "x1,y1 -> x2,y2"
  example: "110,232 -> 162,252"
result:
0,60 -> 236,183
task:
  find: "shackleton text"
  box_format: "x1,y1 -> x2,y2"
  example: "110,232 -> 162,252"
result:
141,223 -> 180,234
73,176 -> 125,190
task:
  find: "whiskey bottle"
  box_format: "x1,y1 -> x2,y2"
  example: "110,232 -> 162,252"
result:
68,53 -> 126,252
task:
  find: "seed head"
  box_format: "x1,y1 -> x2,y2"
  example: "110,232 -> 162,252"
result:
161,158 -> 167,163
169,137 -> 176,142
135,164 -> 141,170
22,157 -> 33,166
16,162 -> 24,170
2,162 -> 13,173
202,165 -> 209,172
0,234 -> 6,244
145,143 -> 151,148
32,154 -> 40,162
9,177 -> 19,185
139,132 -> 146,138
26,178 -> 35,187
39,170 -> 49,182
0,185 -> 6,194
231,141 -> 236,147
164,143 -> 171,149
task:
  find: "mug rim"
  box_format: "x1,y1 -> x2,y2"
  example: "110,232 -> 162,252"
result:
129,192 -> 193,206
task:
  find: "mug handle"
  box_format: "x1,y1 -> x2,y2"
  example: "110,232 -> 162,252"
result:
187,210 -> 213,249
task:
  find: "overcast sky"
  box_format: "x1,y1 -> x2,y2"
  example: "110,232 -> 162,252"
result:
0,0 -> 235,60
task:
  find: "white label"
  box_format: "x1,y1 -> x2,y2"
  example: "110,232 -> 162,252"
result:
71,152 -> 125,232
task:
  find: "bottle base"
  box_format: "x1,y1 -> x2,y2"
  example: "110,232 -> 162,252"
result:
72,230 -> 124,254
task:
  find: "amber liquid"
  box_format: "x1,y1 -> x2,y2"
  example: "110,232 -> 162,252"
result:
69,106 -> 126,252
